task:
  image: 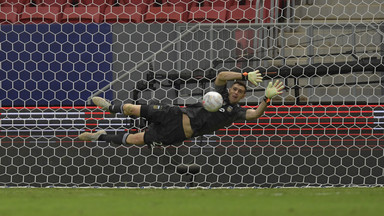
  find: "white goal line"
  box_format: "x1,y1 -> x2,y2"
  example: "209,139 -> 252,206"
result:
0,128 -> 128,134
0,112 -> 129,117
0,117 -> 128,121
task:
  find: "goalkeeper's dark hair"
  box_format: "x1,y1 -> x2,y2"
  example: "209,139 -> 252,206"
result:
232,81 -> 247,92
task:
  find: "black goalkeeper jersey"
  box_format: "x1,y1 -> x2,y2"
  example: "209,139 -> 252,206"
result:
181,84 -> 248,137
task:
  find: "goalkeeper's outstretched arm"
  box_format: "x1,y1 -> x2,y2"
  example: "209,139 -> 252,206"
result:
246,80 -> 284,121
215,70 -> 262,86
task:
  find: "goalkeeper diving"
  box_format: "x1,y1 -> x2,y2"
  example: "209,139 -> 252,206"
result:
79,71 -> 284,148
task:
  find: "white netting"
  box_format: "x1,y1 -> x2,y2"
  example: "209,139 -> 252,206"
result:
0,0 -> 383,187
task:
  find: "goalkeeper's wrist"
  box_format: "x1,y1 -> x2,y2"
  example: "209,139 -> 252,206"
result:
263,96 -> 271,104
241,72 -> 248,81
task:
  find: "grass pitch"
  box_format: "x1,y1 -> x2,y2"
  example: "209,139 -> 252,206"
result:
1,187 -> 383,216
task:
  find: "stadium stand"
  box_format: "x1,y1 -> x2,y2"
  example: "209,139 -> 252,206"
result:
0,0 -> 27,24
104,0 -> 151,23
227,0 -> 260,23
61,0 -> 108,23
19,0 -> 69,24
187,0 -> 234,23
144,0 -> 192,23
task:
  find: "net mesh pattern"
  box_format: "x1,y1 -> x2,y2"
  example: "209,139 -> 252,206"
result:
0,0 -> 383,187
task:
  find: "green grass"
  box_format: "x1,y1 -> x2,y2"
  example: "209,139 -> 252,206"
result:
1,187 -> 384,216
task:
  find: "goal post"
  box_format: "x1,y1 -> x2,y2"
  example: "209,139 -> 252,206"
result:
0,0 -> 384,188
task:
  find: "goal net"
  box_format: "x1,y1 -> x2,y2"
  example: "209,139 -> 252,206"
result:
0,0 -> 383,188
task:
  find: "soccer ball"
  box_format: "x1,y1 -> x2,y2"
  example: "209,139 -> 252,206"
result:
202,91 -> 223,112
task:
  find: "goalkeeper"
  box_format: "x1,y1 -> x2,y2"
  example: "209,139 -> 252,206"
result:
79,71 -> 284,148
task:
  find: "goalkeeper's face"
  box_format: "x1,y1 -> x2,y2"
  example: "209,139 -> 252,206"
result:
228,83 -> 246,104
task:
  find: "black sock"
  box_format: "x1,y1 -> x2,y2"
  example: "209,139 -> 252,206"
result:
109,104 -> 124,114
98,133 -> 129,145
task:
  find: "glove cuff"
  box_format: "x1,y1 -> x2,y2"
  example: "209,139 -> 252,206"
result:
264,96 -> 271,105
241,72 -> 248,81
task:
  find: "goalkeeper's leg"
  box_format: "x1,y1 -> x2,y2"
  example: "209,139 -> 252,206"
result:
79,130 -> 145,145
92,97 -> 141,116
78,130 -> 107,142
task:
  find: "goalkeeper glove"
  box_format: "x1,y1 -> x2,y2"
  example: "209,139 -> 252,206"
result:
243,70 -> 262,86
265,80 -> 284,99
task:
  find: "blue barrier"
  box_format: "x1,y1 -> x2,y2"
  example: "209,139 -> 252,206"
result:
0,23 -> 113,107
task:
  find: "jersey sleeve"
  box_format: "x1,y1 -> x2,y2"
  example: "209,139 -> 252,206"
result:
214,83 -> 228,98
236,107 -> 248,121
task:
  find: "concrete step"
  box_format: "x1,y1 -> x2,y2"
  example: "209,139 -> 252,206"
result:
294,3 -> 384,21
308,72 -> 382,86
310,0 -> 380,6
268,52 -> 381,67
288,55 -> 355,65
280,27 -> 381,47
279,45 -> 379,57
292,19 -> 384,24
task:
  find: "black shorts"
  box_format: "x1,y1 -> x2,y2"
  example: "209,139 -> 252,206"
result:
140,105 -> 186,146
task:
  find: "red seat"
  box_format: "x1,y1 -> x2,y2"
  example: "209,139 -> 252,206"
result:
227,0 -> 261,23
21,6 -> 60,23
0,6 -> 19,24
144,0 -> 191,23
61,0 -> 108,23
104,0 -> 150,23
188,0 -> 234,23
0,0 -> 27,24
19,0 -> 68,24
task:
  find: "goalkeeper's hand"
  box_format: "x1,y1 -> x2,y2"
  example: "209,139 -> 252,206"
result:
266,80 -> 284,99
247,70 -> 263,86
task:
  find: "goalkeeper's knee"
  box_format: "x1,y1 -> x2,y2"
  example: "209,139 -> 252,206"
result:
123,104 -> 135,116
99,133 -> 129,146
